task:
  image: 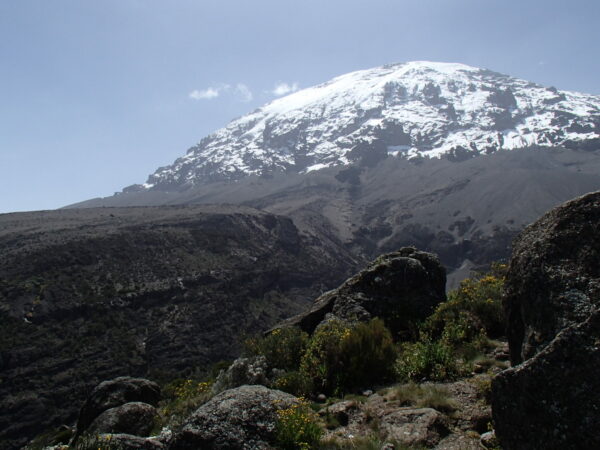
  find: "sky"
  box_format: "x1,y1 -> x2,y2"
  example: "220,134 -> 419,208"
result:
1,0 -> 599,213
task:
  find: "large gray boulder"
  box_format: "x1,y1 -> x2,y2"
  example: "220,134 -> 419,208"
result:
86,402 -> 158,437
492,191 -> 600,449
75,377 -> 161,439
276,247 -> 446,336
503,191 -> 600,364
492,309 -> 600,450
168,385 -> 297,449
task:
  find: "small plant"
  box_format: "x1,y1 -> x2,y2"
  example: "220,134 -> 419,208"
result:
159,379 -> 213,429
387,382 -> 457,413
274,399 -> 323,449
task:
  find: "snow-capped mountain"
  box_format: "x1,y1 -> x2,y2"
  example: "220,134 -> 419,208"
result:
132,61 -> 600,191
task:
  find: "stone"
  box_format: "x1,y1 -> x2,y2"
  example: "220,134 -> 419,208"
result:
211,356 -> 269,394
480,430 -> 498,448
168,385 -> 297,449
75,377 -> 161,438
275,247 -> 446,336
492,309 -> 600,450
86,402 -> 158,437
503,191 -> 600,364
378,407 -> 449,447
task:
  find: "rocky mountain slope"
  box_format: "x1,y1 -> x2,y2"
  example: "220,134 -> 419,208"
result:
72,62 -> 600,284
0,206 -> 357,449
74,147 -> 600,288
125,61 -> 600,191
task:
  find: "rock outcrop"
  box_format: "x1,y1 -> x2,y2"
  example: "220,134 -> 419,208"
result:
168,385 -> 297,449
86,402 -> 158,437
502,191 -> 600,364
492,309 -> 600,450
492,191 -> 600,449
276,247 -> 446,337
75,377 -> 161,440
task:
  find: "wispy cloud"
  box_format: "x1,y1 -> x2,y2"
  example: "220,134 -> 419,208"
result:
189,87 -> 221,100
189,83 -> 253,102
234,83 -> 253,102
271,82 -> 299,96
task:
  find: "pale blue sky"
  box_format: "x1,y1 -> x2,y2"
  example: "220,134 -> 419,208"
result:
1,0 -> 599,213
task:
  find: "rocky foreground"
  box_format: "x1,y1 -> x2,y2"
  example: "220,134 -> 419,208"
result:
14,191 -> 600,449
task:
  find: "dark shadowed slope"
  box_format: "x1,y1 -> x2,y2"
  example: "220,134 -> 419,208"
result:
0,205 -> 357,449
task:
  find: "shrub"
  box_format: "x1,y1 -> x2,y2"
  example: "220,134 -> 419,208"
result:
245,327 -> 309,371
395,338 -> 465,382
426,264 -> 506,340
299,319 -> 350,395
274,400 -> 322,449
338,318 -> 397,390
273,370 -> 314,397
299,319 -> 398,395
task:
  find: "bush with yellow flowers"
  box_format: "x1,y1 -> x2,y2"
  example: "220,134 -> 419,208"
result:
274,399 -> 322,449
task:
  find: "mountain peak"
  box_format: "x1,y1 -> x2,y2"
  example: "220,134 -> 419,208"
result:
136,62 -> 599,192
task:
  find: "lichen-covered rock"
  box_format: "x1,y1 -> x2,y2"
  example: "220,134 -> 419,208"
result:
379,407 -> 449,447
86,402 -> 158,437
503,191 -> 600,364
492,309 -> 600,450
276,247 -> 446,336
168,385 -> 297,449
75,377 -> 161,438
492,191 -> 600,450
211,356 -> 269,394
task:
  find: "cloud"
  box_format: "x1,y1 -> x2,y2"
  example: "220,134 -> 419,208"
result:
271,82 -> 299,96
189,83 -> 253,102
234,83 -> 253,102
189,87 -> 221,100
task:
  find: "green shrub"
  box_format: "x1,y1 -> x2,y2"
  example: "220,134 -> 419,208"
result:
273,370 -> 314,397
245,327 -> 309,371
274,400 -> 323,449
338,318 -> 397,390
395,338 -> 465,382
299,319 -> 397,395
299,319 -> 350,395
426,264 -> 506,340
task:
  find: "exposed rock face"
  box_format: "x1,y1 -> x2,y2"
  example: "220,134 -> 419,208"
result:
76,377 -> 161,437
492,309 -> 600,450
277,247 -> 446,336
86,402 -> 158,437
492,191 -> 600,449
168,385 -> 297,449
502,191 -> 600,364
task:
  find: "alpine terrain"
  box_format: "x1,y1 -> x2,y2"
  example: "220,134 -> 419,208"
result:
75,61 -> 600,284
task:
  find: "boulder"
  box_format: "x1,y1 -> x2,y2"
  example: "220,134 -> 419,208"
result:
211,356 -> 269,394
492,191 -> 600,449
169,385 -> 297,449
378,407 -> 449,447
75,377 -> 161,437
86,402 -> 158,437
503,191 -> 600,364
492,309 -> 600,450
276,247 -> 446,336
